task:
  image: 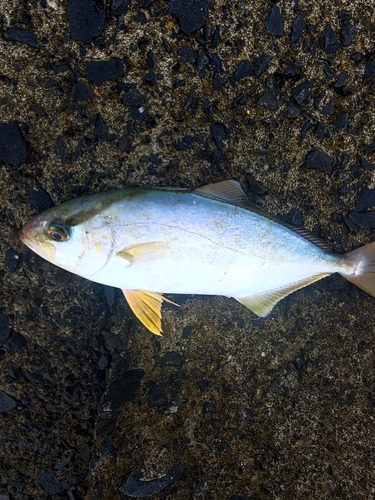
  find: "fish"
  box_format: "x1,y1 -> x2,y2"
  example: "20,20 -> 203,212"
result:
20,180 -> 375,334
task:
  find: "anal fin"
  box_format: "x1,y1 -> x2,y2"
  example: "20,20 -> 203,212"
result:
235,274 -> 329,317
122,290 -> 178,335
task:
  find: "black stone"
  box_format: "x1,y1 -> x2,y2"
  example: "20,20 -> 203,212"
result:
283,208 -> 303,227
159,351 -> 183,368
134,12 -> 147,24
291,79 -> 314,104
364,139 -> 375,156
322,24 -> 340,54
122,88 -> 144,106
300,120 -> 313,141
130,106 -> 148,121
89,437 -> 114,472
356,188 -> 375,213
257,77 -> 279,111
67,0 -> 105,43
323,63 -> 335,80
70,82 -> 92,101
210,25 -> 221,49
120,462 -> 185,497
170,0 -> 209,35
175,135 -> 195,151
4,27 -> 39,48
143,70 -> 156,84
37,472 -> 68,495
246,173 -> 265,196
5,248 -> 21,273
230,60 -> 251,83
182,84 -> 197,111
0,311 -> 10,344
27,187 -> 53,210
198,379 -> 212,392
197,52 -> 209,71
4,332 -> 27,352
112,0 -> 131,16
118,135 -> 132,152
100,369 -> 144,414
147,382 -> 167,408
348,211 -> 375,229
0,121 -> 28,167
335,113 -> 349,129
305,150 -> 332,172
265,4 -> 284,37
253,54 -> 272,77
211,123 -> 228,150
146,50 -> 157,69
334,71 -> 349,94
54,137 -> 68,162
212,73 -> 225,90
244,407 -> 255,421
360,158 -> 375,170
364,60 -> 375,81
86,58 -> 124,85
340,23 -> 356,46
0,391 -> 17,413
94,114 -> 108,137
208,53 -> 223,73
291,10 -> 306,43
179,47 -> 195,63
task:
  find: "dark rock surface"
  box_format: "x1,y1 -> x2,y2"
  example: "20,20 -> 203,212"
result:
1,0 -> 375,499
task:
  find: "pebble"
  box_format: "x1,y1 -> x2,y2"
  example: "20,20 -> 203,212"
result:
4,27 -> 39,48
265,4 -> 284,37
0,391 -> 17,413
291,79 -> 314,104
211,123 -> 228,150
5,248 -> 20,273
291,11 -> 306,43
348,211 -> 375,229
27,187 -> 53,210
123,88 -> 144,107
355,188 -> 375,212
37,472 -> 68,495
0,311 -> 10,344
340,23 -> 356,46
86,58 -> 124,85
257,77 -> 279,111
120,462 -> 185,497
67,0 -> 105,43
253,54 -> 272,77
111,0 -> 131,16
0,121 -> 28,167
3,332 -> 27,352
230,60 -> 251,83
170,0 -> 209,35
364,60 -> 375,81
69,82 -> 93,101
322,24 -> 340,54
179,47 -> 195,63
159,351 -> 184,368
305,150 -> 332,172
94,114 -> 109,137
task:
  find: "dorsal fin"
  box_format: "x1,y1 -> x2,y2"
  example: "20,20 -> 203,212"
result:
194,180 -> 250,206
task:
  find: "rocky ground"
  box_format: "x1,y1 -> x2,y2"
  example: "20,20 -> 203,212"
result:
1,0 -> 375,498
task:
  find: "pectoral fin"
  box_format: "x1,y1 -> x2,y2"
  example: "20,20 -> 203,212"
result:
117,242 -> 169,263
122,290 -> 178,335
235,274 -> 329,317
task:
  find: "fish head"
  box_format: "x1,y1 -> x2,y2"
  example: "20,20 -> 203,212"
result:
20,205 -> 114,278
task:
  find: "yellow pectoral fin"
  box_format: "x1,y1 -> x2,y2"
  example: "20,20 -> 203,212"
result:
122,290 -> 178,335
117,242 -> 169,263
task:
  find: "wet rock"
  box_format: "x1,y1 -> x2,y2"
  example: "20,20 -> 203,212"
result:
0,311 -> 10,344
0,121 -> 28,167
68,0 -> 105,43
253,54 -> 272,77
134,12 -> 147,24
335,113 -> 349,129
305,150 -> 332,172
159,351 -> 183,368
211,123 -> 228,150
363,60 -> 375,81
246,173 -> 265,196
170,0 -> 209,35
94,114 -> 109,137
99,369 -> 144,414
146,381 -> 167,408
230,60 -> 251,83
348,211 -> 375,229
5,248 -> 21,273
86,58 -> 124,85
340,23 -> 356,46
334,71 -> 350,95
130,106 -> 148,121
355,188 -> 375,212
208,53 -> 223,73
360,158 -> 375,170
3,332 -> 27,352
175,135 -> 195,150
111,0 -> 131,16
120,462 -> 185,497
143,70 -> 156,84
37,472 -> 68,495
70,82 -> 93,101
291,11 -> 306,43
322,24 -> 340,54
122,88 -> 144,106
179,47 -> 195,63
4,27 -> 39,48
182,84 -> 198,112
265,4 -> 284,36
212,73 -> 225,90
291,79 -> 314,104
27,187 -> 53,211
257,77 -> 279,111
283,208 -> 304,227
0,391 -> 17,413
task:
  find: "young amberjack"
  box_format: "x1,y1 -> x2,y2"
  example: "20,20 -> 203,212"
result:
20,180 -> 375,334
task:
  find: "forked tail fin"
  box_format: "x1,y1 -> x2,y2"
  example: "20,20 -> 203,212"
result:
342,242 -> 375,297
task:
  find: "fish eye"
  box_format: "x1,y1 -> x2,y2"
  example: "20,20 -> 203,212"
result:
46,221 -> 71,242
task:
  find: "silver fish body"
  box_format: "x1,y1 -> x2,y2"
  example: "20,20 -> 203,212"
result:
20,180 -> 375,333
